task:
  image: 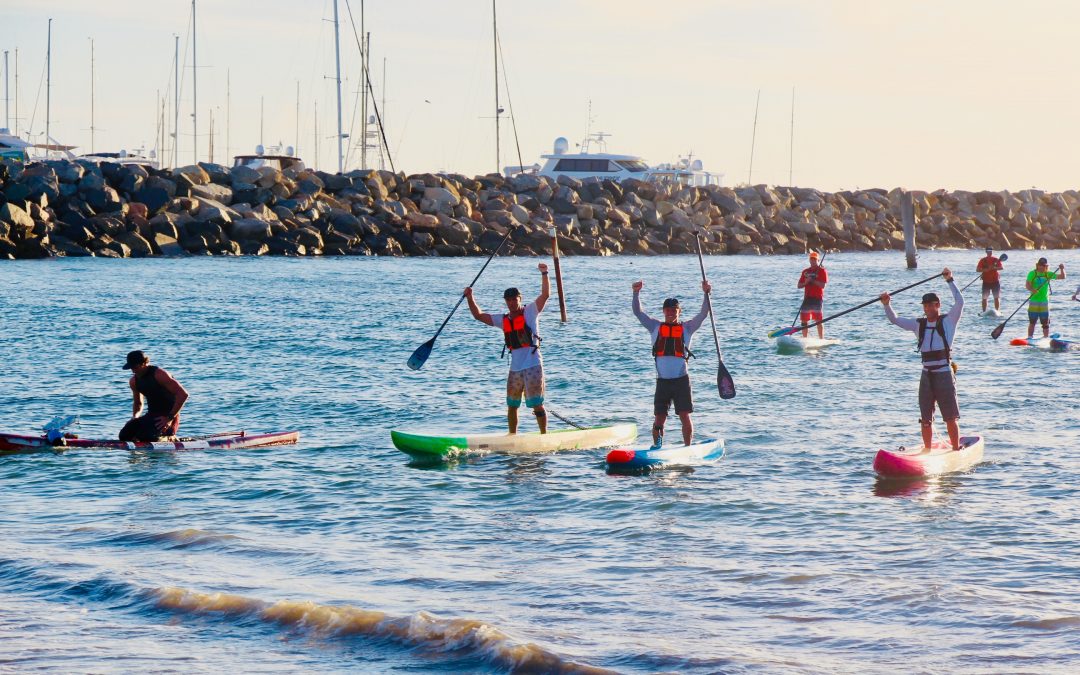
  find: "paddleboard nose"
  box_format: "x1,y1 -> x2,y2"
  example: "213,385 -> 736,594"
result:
606,448 -> 635,464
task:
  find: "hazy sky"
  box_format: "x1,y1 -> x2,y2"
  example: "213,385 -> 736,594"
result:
2,0 -> 1080,192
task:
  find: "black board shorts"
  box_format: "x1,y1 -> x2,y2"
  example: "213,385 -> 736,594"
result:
919,369 -> 959,423
654,375 -> 693,416
982,281 -> 1001,295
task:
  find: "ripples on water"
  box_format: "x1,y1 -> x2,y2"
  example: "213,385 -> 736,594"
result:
1,251 -> 1078,673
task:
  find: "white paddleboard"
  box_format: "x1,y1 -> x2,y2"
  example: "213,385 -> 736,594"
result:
776,335 -> 840,352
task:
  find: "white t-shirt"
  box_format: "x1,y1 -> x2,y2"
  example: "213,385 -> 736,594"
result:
490,302 -> 543,372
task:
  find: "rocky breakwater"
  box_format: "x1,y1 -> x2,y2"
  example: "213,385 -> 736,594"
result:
0,158 -> 1077,260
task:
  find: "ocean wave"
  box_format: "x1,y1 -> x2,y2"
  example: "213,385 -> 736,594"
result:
154,586 -> 614,674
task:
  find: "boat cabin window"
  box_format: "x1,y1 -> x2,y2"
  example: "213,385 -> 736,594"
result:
553,158 -> 617,172
615,160 -> 649,172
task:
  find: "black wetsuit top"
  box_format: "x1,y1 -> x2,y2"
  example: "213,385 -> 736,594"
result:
136,366 -> 176,417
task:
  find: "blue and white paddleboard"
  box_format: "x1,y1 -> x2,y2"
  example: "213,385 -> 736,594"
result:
605,438 -> 725,473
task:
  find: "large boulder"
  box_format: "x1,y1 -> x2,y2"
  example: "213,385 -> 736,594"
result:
173,164 -> 211,186
229,218 -> 272,241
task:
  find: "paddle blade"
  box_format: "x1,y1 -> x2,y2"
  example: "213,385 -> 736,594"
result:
990,322 -> 1006,340
407,338 -> 435,370
718,361 -> 736,399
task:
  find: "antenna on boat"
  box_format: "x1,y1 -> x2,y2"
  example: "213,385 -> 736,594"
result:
294,80 -> 299,160
788,86 -> 795,186
747,89 -> 760,185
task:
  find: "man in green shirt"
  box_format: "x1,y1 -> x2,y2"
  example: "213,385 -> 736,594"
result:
1026,258 -> 1066,339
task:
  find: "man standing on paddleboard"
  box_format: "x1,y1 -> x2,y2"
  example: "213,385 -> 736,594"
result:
880,268 -> 964,451
976,246 -> 1004,313
1025,258 -> 1066,339
632,279 -> 712,448
797,251 -> 828,338
464,263 -> 550,434
119,350 -> 189,442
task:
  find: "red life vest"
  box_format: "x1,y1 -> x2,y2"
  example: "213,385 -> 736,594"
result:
653,322 -> 691,359
502,312 -> 535,352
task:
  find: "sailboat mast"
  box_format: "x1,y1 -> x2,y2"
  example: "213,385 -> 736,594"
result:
748,89 -> 761,185
492,0 -> 500,174
14,48 -> 18,137
332,0 -> 344,173
192,0 -> 198,164
173,35 -> 179,169
788,87 -> 795,186
226,70 -> 231,162
259,97 -> 264,147
46,18 -> 52,151
360,0 -> 368,170
295,80 -> 300,157
3,51 -> 8,131
89,38 -> 95,153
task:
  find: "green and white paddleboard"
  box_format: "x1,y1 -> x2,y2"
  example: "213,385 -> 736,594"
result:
391,423 -> 637,460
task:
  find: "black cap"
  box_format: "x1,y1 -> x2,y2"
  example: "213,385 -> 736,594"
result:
1037,257 -> 1049,266
503,287 -> 521,300
921,293 -> 940,304
985,246 -> 993,252
123,350 -> 148,370
663,298 -> 680,309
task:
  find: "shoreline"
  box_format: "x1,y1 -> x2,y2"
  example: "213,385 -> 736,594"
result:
1,158 -> 1076,260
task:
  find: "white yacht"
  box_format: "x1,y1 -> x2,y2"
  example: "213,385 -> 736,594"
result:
0,129 -> 77,163
510,133 -> 722,187
232,144 -> 305,172
80,147 -> 159,169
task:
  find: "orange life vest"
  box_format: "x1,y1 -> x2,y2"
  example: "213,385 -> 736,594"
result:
502,312 -> 536,352
653,322 -> 691,359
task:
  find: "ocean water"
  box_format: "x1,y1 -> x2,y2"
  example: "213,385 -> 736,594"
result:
1,250 -> 1078,674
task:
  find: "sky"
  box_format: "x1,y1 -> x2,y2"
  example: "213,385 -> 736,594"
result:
2,0 -> 1080,192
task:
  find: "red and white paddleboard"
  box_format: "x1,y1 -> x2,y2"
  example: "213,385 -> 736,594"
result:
873,435 -> 984,478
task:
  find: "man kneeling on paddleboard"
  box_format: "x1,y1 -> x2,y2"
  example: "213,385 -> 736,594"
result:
880,268 -> 965,451
464,263 -> 550,434
632,279 -> 712,447
119,350 -> 189,442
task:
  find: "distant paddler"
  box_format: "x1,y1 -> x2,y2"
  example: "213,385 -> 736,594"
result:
976,246 -> 1004,313
464,263 -> 550,434
632,278 -> 712,448
1025,258 -> 1066,339
119,350 -> 189,442
797,250 -> 828,338
880,268 -> 965,451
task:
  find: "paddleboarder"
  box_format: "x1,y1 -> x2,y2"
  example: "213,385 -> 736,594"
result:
632,279 -> 712,447
879,268 -> 965,451
119,350 -> 189,442
1025,258 -> 1066,339
463,263 -> 550,434
797,251 -> 828,338
976,246 -> 1004,313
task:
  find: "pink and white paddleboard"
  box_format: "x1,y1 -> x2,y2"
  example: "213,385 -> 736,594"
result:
873,435 -> 984,478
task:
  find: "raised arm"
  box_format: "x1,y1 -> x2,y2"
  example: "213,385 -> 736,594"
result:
683,281 -> 712,333
534,263 -> 550,312
631,280 -> 658,330
880,293 -> 918,332
944,268 -> 963,322
463,287 -> 494,326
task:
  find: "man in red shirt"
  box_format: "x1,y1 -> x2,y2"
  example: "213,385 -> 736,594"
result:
975,246 -> 1003,313
798,251 -> 828,338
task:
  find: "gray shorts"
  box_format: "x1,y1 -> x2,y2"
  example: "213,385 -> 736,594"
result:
919,368 -> 959,423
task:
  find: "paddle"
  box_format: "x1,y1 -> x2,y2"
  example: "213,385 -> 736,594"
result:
693,232 -> 736,399
770,272 -> 945,338
991,265 -> 1061,340
773,249 -> 827,336
962,252 -> 1008,291
407,226 -> 518,370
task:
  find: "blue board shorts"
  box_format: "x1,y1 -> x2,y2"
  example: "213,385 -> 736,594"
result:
1028,305 -> 1049,325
